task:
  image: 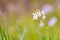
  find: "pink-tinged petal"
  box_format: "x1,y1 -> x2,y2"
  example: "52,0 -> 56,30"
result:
41,4 -> 55,15
48,17 -> 57,27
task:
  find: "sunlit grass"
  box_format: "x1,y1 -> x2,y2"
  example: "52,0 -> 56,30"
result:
0,10 -> 60,40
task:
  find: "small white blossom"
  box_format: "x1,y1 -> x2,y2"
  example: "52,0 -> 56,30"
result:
39,20 -> 44,27
41,10 -> 46,16
33,9 -> 42,20
42,16 -> 46,20
33,16 -> 38,20
39,22 -> 44,27
33,13 -> 38,20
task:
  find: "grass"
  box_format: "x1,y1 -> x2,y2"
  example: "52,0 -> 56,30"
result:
0,10 -> 60,40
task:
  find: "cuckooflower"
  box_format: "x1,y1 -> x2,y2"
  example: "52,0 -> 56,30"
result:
33,13 -> 38,20
33,9 -> 41,20
39,20 -> 44,27
33,9 -> 46,27
36,9 -> 41,17
42,15 -> 46,20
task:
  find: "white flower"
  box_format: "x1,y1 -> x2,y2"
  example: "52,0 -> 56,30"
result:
37,13 -> 41,17
39,20 -> 44,27
41,10 -> 46,16
36,9 -> 41,17
48,17 -> 57,27
42,15 -> 46,20
33,9 -> 42,20
33,13 -> 38,20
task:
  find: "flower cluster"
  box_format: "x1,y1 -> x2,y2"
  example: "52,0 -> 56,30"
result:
33,9 -> 41,20
33,9 -> 46,27
33,4 -> 55,27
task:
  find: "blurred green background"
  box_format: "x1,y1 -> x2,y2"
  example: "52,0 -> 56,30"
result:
0,0 -> 60,40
